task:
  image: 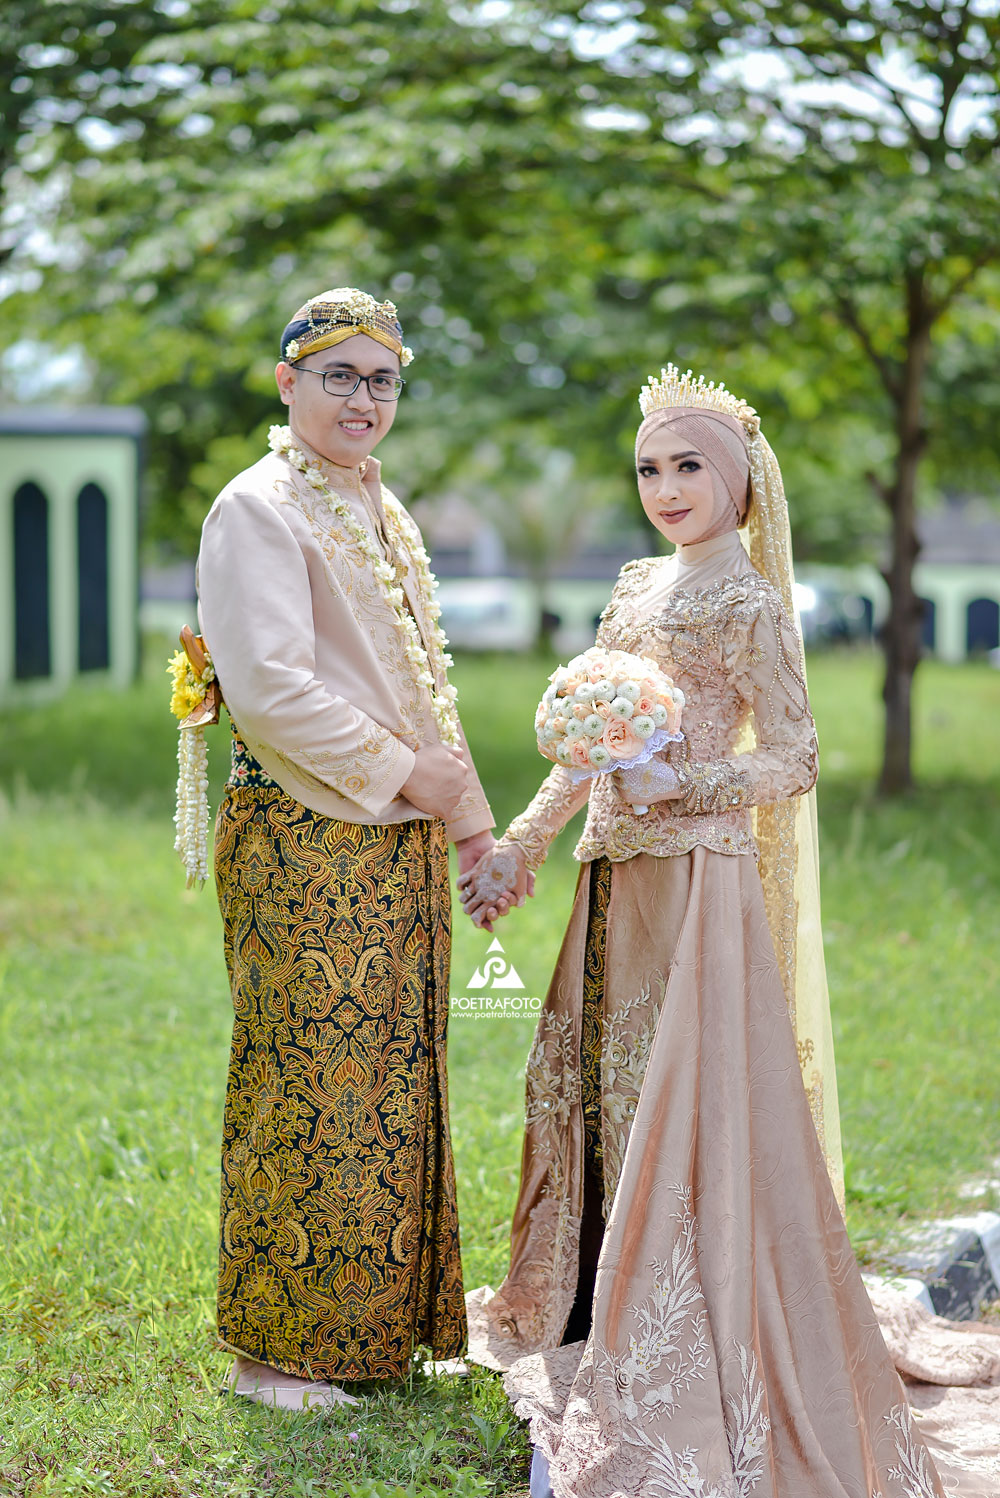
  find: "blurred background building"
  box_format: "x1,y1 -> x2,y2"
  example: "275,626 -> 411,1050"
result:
0,407 -> 145,705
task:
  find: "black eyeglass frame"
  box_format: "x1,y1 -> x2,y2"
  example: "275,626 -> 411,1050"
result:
291,366 -> 406,401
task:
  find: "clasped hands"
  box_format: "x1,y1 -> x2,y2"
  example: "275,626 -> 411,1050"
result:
457,841 -> 534,931
457,754 -> 684,930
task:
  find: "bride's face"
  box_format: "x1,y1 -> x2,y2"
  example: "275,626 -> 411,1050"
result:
636,429 -> 717,545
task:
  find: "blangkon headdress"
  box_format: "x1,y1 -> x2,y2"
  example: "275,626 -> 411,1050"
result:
281,287 -> 413,367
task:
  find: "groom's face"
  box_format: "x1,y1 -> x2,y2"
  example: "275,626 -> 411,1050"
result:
275,333 -> 401,468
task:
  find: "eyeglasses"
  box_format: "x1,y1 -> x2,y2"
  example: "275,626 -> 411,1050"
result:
293,366 -> 405,401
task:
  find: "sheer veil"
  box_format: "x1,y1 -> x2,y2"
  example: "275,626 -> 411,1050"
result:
743,430 -> 844,1207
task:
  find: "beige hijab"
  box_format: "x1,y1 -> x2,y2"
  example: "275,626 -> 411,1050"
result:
635,406 -> 751,543
635,406 -> 755,606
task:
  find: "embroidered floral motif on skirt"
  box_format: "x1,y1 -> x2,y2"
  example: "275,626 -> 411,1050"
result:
213,781 -> 466,1380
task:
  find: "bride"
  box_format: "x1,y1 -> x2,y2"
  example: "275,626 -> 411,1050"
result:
458,366 -> 998,1497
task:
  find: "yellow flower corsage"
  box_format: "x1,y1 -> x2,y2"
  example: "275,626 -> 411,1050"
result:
167,648 -> 216,720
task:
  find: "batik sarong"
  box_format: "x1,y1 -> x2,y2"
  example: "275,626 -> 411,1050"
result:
214,766 -> 466,1380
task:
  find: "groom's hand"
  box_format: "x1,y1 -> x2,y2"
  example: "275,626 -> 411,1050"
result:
455,830 -> 496,878
402,744 -> 470,820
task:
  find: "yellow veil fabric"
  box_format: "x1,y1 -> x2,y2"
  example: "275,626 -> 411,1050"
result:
743,431 -> 844,1208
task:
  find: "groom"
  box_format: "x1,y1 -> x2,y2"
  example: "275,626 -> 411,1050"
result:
198,287 -> 496,1408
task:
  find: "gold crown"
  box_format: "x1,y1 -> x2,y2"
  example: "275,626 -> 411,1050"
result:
284,287 -> 413,366
638,364 -> 759,437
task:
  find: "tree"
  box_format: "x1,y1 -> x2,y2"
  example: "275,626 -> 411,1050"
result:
460,435 -> 627,652
4,1 -> 1000,795
0,0 -> 628,548
597,0 -> 1000,792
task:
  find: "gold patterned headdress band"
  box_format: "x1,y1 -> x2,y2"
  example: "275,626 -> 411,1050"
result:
638,363 -> 760,439
281,287 -> 413,367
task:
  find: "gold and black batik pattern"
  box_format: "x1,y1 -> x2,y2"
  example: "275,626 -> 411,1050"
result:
214,783 -> 465,1380
580,859 -> 612,1194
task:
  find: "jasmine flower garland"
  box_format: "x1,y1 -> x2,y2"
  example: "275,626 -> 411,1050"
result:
174,726 -> 210,886
166,644 -> 216,887
268,424 -> 460,747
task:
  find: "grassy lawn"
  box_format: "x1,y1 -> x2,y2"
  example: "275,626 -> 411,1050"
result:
1,647 -> 998,1496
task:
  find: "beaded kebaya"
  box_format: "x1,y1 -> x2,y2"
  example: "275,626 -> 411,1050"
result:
637,359 -> 841,1204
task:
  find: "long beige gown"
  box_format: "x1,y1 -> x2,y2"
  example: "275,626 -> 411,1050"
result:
467,533 -> 1000,1496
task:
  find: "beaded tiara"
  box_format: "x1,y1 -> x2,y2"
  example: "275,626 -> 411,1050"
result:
281,287 -> 413,366
638,363 -> 760,438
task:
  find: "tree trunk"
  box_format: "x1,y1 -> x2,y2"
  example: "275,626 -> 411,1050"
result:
878,272 -> 932,797
532,573 -> 557,656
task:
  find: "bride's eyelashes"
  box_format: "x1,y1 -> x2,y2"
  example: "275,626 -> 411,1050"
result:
637,459 -> 704,480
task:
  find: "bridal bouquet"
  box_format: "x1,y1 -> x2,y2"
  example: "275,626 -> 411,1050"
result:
535,648 -> 684,802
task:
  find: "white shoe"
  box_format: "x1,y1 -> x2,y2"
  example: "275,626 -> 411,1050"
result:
227,1361 -> 360,1411
421,1357 -> 469,1377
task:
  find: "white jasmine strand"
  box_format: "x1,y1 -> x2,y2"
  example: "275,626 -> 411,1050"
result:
268,424 -> 460,746
174,725 -> 210,887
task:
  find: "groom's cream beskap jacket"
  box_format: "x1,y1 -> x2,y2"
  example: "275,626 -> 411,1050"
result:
197,437 -> 493,843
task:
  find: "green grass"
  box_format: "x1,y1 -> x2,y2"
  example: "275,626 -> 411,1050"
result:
1,647 -> 999,1495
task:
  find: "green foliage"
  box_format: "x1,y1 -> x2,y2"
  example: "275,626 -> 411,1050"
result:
3,2 -> 1000,793
4,0 -> 999,564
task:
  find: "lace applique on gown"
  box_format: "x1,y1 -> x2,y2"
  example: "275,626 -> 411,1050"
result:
468,539 -> 1000,1496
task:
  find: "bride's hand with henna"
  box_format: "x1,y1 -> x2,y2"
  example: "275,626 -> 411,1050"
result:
457,842 -> 533,930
